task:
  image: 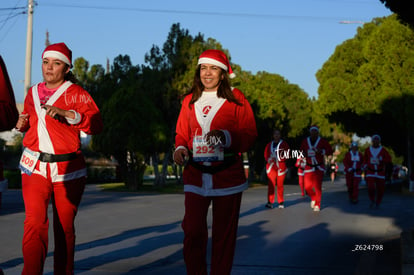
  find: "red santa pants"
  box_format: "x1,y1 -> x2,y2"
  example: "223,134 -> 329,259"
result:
21,172 -> 85,275
366,176 -> 386,205
182,191 -> 242,275
345,174 -> 361,202
266,168 -> 286,204
298,172 -> 305,196
304,170 -> 324,207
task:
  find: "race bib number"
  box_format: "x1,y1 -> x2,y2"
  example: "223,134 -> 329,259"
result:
351,155 -> 360,162
193,136 -> 224,162
370,157 -> 379,165
19,148 -> 40,176
307,149 -> 316,157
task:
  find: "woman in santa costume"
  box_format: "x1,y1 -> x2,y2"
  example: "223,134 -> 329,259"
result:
363,134 -> 392,209
343,142 -> 364,204
300,126 -> 333,211
173,49 -> 257,275
15,42 -> 103,275
264,129 -> 289,208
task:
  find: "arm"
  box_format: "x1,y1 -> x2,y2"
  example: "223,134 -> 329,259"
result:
57,86 -> 103,135
227,90 -> 257,153
174,96 -> 192,165
15,89 -> 34,132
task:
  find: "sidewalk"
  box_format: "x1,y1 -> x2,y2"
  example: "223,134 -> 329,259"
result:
1,178 -> 414,274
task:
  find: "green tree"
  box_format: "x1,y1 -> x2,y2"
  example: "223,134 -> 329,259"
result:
91,55 -> 168,190
316,15 -> 414,170
380,0 -> 413,28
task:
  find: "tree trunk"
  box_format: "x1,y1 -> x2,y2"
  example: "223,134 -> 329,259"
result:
124,151 -> 144,190
152,153 -> 160,185
160,149 -> 171,186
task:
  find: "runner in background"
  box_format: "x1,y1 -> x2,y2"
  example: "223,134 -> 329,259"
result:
264,129 -> 289,208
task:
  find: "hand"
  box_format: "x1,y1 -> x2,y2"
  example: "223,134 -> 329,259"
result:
15,114 -> 29,131
42,104 -> 75,120
173,148 -> 189,166
205,130 -> 225,146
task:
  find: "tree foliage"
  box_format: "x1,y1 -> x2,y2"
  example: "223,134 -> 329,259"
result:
316,14 -> 414,166
380,0 -> 414,28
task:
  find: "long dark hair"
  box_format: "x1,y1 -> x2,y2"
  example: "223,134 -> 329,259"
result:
64,69 -> 78,84
185,65 -> 241,108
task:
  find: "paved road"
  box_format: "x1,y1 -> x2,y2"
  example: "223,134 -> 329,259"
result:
1,177 -> 414,274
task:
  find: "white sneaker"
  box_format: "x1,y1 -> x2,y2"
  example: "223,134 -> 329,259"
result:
313,206 -> 320,212
310,201 -> 316,209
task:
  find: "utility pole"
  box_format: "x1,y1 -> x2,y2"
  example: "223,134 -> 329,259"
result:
24,0 -> 34,98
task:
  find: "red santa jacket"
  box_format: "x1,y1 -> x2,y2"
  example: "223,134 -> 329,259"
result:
0,55 -> 18,131
20,81 -> 103,182
300,136 -> 333,173
264,140 -> 289,175
175,88 -> 257,196
363,146 -> 391,179
343,150 -> 364,178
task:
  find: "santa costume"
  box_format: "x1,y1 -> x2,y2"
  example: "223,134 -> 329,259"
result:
343,142 -> 364,204
18,43 -> 103,275
363,135 -> 392,208
175,49 -> 257,274
264,136 -> 289,208
300,126 -> 333,211
295,156 -> 306,196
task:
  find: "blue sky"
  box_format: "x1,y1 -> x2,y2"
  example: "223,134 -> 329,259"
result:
1,0 -> 392,103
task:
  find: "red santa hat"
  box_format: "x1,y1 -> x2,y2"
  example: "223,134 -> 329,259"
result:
197,49 -> 236,78
350,141 -> 358,148
372,134 -> 381,141
42,42 -> 72,68
309,125 -> 319,132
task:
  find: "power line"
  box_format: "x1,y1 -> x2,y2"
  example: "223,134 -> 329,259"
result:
39,3 -> 359,22
0,10 -> 26,43
0,0 -> 26,42
0,7 -> 26,11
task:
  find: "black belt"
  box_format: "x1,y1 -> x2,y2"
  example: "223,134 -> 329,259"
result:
368,167 -> 384,172
307,163 -> 322,168
39,152 -> 77,163
188,155 -> 238,174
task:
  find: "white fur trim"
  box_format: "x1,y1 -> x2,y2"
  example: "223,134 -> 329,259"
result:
65,110 -> 81,125
175,145 -> 187,152
184,181 -> 248,196
309,126 -> 319,132
43,50 -> 71,66
198,57 -> 228,71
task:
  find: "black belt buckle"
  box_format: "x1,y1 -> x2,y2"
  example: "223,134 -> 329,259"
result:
39,152 -> 77,162
39,153 -> 53,162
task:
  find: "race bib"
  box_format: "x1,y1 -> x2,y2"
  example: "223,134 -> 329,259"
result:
193,136 -> 224,162
307,149 -> 316,157
19,148 -> 40,176
370,157 -> 379,165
